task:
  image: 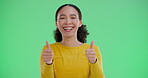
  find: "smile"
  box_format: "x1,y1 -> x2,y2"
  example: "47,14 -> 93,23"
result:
63,27 -> 74,32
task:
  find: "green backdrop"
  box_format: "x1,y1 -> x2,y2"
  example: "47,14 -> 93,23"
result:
0,0 -> 148,78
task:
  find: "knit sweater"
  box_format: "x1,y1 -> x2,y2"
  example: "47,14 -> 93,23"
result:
40,42 -> 105,78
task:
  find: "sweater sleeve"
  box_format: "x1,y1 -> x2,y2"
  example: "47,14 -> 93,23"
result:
40,46 -> 54,78
89,45 -> 105,78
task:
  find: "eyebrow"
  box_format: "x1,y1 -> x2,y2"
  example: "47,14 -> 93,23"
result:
60,14 -> 66,17
59,14 -> 77,17
70,14 -> 76,17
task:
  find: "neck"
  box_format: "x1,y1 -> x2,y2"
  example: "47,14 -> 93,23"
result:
60,36 -> 83,47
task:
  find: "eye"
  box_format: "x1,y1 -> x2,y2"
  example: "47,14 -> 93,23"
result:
71,17 -> 76,19
60,17 -> 65,19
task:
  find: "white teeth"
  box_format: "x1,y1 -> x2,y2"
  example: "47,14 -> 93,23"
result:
64,27 -> 73,30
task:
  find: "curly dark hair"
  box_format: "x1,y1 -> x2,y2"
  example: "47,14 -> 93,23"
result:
54,4 -> 89,43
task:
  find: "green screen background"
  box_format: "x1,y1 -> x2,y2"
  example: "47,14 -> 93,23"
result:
0,0 -> 148,78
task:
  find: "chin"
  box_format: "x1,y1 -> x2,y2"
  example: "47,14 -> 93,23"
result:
62,33 -> 75,38
63,34 -> 75,38
60,29 -> 78,38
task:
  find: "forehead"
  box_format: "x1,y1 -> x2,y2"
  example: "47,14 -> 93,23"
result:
58,6 -> 79,16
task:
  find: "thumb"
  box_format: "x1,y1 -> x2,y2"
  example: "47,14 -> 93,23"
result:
46,40 -> 50,49
90,41 -> 94,49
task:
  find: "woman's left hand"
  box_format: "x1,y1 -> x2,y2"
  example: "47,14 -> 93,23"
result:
85,41 -> 97,63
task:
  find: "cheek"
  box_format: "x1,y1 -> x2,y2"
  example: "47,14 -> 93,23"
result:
57,21 -> 64,27
73,21 -> 80,27
75,19 -> 81,24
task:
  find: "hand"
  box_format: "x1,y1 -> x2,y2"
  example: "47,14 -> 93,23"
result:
42,41 -> 53,65
86,41 -> 97,63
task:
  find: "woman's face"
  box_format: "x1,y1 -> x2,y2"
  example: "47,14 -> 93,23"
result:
56,6 -> 82,38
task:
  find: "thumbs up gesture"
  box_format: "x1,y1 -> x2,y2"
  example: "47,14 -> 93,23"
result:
86,41 -> 97,63
42,41 -> 54,65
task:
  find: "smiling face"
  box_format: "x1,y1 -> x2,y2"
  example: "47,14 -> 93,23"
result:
56,6 -> 82,38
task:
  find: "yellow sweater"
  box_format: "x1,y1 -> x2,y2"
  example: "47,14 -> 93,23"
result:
40,42 -> 105,78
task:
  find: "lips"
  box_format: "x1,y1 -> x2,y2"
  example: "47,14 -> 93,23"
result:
63,27 -> 74,32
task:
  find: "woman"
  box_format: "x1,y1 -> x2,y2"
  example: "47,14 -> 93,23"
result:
40,4 -> 105,78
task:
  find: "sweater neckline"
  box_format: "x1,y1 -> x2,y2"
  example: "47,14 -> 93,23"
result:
56,42 -> 87,49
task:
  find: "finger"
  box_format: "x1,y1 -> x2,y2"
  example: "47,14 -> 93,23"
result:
90,41 -> 94,49
43,56 -> 53,59
42,53 -> 53,56
90,52 -> 96,55
46,41 -> 50,49
86,49 -> 94,52
89,55 -> 96,58
44,59 -> 52,62
85,49 -> 89,52
89,58 -> 96,61
86,52 -> 90,55
86,54 -> 90,58
44,49 -> 52,53
89,58 -> 94,61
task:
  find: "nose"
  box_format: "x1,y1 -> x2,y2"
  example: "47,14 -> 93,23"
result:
65,18 -> 72,25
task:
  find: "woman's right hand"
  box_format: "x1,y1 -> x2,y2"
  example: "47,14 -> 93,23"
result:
42,41 -> 54,65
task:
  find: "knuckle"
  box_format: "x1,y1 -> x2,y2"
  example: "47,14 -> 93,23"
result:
86,55 -> 88,57
86,52 -> 89,55
85,49 -> 89,51
49,50 -> 52,53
